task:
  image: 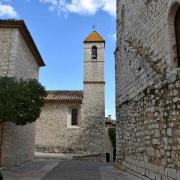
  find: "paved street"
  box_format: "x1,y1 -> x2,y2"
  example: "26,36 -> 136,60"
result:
3,159 -> 60,180
3,155 -> 141,180
42,160 -> 103,180
42,160 -> 141,180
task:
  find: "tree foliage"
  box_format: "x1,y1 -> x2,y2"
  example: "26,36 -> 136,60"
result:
108,128 -> 116,147
0,76 -> 47,125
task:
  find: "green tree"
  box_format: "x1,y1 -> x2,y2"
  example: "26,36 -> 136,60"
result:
0,76 -> 47,125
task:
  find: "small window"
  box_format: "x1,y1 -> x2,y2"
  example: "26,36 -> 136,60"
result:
71,109 -> 78,126
92,46 -> 97,59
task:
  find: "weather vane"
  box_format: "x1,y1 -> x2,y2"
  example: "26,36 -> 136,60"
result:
92,25 -> 96,31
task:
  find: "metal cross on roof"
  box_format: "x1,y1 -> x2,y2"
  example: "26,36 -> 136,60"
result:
92,25 -> 96,31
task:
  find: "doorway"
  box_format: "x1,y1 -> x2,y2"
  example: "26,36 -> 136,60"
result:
106,153 -> 110,163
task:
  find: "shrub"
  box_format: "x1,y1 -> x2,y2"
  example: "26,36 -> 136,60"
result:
0,76 -> 47,125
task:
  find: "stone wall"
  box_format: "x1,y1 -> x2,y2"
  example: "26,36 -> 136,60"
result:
84,42 -> 104,82
35,91 -> 106,156
116,0 -> 180,179
0,29 -> 17,76
36,35 -> 106,160
81,83 -> 106,155
0,28 -> 39,168
81,40 -> 106,157
35,102 -> 85,153
105,118 -> 116,163
104,127 -> 113,162
73,154 -> 103,162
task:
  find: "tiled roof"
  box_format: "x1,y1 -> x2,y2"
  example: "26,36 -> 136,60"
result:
0,19 -> 45,66
84,31 -> 105,43
46,90 -> 83,103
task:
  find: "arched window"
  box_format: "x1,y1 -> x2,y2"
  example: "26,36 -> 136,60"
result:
175,7 -> 180,67
92,46 -> 97,59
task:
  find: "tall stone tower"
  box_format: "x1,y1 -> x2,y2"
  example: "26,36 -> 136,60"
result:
81,31 -> 105,156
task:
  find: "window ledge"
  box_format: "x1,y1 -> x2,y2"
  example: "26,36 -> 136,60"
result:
67,126 -> 80,129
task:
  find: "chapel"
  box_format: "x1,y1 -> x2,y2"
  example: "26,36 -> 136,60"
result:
35,31 -> 108,160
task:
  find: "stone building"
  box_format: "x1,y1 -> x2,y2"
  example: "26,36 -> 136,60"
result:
0,20 -> 45,168
35,31 -> 107,160
116,0 -> 180,179
105,115 -> 116,163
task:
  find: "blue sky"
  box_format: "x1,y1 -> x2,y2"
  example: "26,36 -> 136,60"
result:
0,0 -> 116,119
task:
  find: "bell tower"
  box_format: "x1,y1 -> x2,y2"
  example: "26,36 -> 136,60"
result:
81,31 -> 105,156
83,31 -> 105,83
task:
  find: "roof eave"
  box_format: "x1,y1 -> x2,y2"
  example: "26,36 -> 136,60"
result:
83,40 -> 105,44
0,19 -> 45,67
46,99 -> 83,104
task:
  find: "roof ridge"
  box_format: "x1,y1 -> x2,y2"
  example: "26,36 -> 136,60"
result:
46,90 -> 83,103
84,31 -> 105,43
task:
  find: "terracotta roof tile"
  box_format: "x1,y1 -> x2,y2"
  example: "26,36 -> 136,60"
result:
0,19 -> 45,66
46,90 -> 83,103
84,31 -> 105,43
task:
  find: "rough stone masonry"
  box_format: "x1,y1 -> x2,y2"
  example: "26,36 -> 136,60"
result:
35,31 -> 107,160
0,20 -> 45,168
116,0 -> 180,180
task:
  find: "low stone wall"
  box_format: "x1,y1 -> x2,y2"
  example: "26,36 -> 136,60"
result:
35,145 -> 87,154
73,154 -> 104,162
1,122 -> 35,168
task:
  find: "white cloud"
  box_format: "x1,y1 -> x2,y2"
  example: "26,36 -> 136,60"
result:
0,2 -> 18,18
40,0 -> 116,16
102,0 -> 116,16
113,33 -> 116,39
109,33 -> 116,42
